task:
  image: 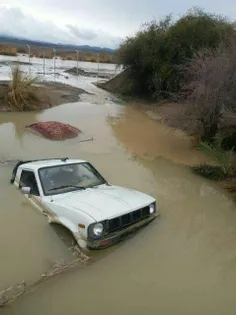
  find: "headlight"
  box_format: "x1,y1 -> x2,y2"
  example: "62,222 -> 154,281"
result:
93,223 -> 104,236
149,203 -> 156,214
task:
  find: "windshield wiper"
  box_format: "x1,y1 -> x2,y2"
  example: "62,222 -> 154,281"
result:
49,185 -> 86,192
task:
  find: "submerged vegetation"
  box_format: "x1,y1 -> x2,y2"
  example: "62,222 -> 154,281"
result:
191,135 -> 236,199
192,164 -> 227,181
191,135 -> 235,199
195,135 -> 234,177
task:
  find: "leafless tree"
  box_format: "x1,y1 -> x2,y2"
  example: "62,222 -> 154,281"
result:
182,37 -> 236,141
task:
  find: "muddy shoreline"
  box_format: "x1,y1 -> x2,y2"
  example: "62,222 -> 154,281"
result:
97,76 -> 236,136
0,81 -> 87,111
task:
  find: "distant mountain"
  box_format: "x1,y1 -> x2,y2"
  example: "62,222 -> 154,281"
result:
0,34 -> 115,53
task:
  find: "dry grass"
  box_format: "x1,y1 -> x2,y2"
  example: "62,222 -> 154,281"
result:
0,44 -> 115,63
0,51 -> 17,56
7,65 -> 41,111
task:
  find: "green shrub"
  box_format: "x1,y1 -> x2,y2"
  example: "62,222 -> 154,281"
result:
191,134 -> 235,180
197,135 -> 234,176
191,164 -> 227,180
116,7 -> 235,98
222,132 -> 236,152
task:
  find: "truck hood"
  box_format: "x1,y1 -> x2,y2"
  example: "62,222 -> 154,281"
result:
51,184 -> 155,222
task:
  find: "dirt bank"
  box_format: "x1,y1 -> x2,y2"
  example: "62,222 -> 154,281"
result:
65,67 -> 113,79
96,68 -> 132,94
97,72 -> 200,134
0,81 -> 87,111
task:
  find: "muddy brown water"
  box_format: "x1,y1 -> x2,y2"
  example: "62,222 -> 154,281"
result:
0,89 -> 236,314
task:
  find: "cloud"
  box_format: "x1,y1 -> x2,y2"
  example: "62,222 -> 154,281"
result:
2,0 -> 236,49
66,25 -> 97,41
0,6 -> 122,48
65,24 -> 123,47
5,0 -> 236,36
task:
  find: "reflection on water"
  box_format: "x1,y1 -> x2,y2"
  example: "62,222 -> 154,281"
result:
0,166 -> 74,290
1,89 -> 236,315
0,112 -> 39,144
107,105 -> 211,166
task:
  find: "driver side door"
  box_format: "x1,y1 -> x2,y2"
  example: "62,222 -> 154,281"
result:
19,170 -> 45,214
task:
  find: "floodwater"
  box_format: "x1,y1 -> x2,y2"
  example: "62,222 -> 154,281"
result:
0,54 -> 122,82
1,80 -> 236,314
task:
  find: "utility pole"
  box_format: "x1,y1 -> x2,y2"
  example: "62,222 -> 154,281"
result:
42,48 -> 46,75
76,50 -> 80,77
26,44 -> 31,74
97,53 -> 100,83
52,48 -> 56,78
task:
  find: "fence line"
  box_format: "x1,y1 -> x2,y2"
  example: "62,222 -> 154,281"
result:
9,46 -> 120,82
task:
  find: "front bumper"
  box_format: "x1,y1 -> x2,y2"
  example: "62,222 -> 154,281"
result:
87,213 -> 159,249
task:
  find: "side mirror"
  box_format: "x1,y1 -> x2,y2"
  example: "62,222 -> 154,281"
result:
20,187 -> 31,195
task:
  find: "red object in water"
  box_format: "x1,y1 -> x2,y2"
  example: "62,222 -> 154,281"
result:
26,121 -> 81,140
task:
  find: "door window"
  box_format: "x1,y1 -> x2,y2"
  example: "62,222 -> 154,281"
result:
19,170 -> 40,196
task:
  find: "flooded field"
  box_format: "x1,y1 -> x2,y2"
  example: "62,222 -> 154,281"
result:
0,54 -> 121,82
0,74 -> 236,314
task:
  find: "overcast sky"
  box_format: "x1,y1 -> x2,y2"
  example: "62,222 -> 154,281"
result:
0,1 -> 236,48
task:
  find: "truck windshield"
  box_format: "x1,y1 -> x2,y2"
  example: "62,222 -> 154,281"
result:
38,162 -> 106,196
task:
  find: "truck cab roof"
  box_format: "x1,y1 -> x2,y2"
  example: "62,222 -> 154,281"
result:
19,158 -> 86,171
10,158 -> 86,184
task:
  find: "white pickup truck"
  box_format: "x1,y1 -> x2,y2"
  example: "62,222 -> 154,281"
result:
10,158 -> 159,250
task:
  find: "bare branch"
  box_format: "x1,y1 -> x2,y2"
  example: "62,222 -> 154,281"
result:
181,36 -> 236,141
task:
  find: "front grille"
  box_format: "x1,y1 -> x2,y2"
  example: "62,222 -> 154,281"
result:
106,206 -> 151,233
